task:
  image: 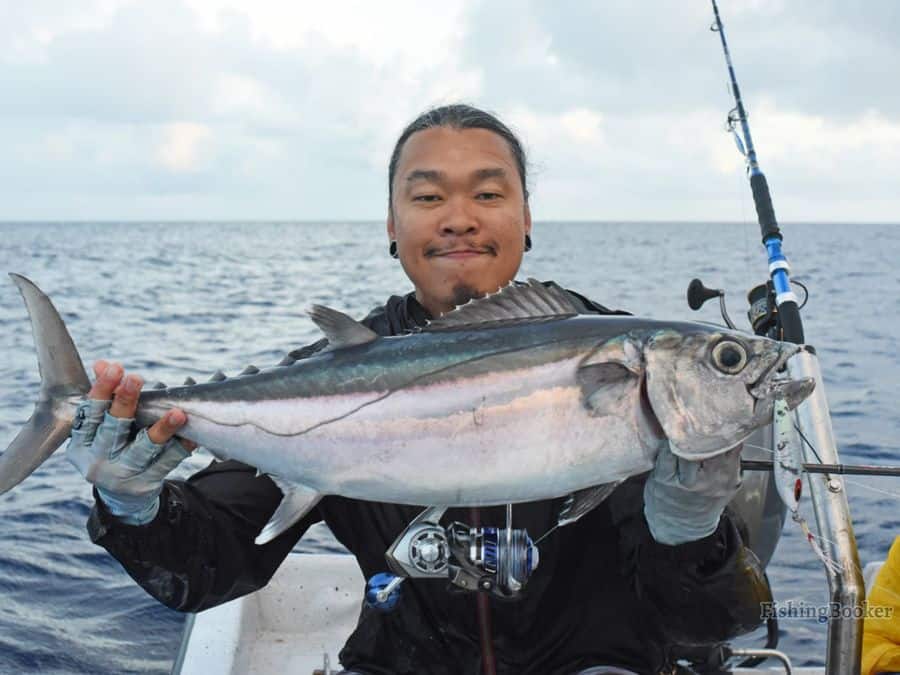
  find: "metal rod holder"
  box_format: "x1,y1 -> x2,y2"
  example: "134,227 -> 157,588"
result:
788,348 -> 865,674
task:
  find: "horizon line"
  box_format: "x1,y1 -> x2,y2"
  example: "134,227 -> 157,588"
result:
1,219 -> 899,226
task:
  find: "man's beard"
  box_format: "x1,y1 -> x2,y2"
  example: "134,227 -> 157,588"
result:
449,283 -> 485,309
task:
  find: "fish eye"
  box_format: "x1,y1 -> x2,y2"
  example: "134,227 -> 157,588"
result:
712,340 -> 748,374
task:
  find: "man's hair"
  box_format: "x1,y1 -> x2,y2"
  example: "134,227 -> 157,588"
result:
388,104 -> 530,211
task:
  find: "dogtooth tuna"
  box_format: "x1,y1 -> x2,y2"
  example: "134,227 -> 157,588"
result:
0,274 -> 814,544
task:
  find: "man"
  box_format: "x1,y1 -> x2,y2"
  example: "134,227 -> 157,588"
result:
68,104 -> 770,674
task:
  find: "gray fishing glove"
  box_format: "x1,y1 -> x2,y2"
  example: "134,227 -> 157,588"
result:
67,399 -> 191,525
643,441 -> 743,546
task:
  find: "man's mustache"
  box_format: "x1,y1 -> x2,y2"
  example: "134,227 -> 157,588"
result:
424,242 -> 498,257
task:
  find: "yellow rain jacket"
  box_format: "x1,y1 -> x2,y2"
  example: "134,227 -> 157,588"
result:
864,536 -> 900,675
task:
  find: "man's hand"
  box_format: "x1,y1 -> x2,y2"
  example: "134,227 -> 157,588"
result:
643,441 -> 743,546
67,360 -> 196,525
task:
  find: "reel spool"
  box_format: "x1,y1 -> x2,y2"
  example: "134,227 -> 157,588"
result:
447,524 -> 539,597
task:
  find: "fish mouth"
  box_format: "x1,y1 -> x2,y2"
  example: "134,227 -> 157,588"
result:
749,343 -> 815,410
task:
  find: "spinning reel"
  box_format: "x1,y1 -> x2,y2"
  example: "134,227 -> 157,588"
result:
687,277 -> 807,338
365,505 -> 540,612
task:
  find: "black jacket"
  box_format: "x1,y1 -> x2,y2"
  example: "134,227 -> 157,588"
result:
87,284 -> 771,675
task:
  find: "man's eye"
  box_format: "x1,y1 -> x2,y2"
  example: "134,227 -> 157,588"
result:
413,194 -> 440,202
476,192 -> 501,200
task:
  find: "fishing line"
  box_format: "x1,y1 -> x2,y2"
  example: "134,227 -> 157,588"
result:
532,525 -> 559,547
842,478 -> 900,503
794,422 -> 826,466
794,517 -> 846,576
741,435 -> 825,473
791,508 -> 873,581
793,280 -> 810,310
740,441 -> 776,456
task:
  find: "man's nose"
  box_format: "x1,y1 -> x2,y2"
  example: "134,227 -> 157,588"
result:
439,197 -> 480,236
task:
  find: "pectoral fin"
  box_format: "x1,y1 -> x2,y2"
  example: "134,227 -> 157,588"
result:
577,335 -> 644,417
255,478 -> 322,545
577,363 -> 640,416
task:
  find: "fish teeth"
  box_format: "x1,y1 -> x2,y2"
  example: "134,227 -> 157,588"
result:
240,365 -> 260,375
151,381 -> 167,390
278,355 -> 296,367
209,370 -> 227,382
183,376 -> 196,385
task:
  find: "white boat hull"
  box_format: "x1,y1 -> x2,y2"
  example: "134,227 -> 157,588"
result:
172,553 -> 363,675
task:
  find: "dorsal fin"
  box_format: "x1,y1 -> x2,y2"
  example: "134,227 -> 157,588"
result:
425,279 -> 579,332
308,305 -> 378,349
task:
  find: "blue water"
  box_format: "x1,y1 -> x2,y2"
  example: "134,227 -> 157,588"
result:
0,221 -> 897,673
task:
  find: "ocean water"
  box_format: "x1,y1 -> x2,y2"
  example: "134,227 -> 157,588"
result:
0,221 -> 897,673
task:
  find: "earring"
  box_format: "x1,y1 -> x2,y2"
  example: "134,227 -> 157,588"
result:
524,234 -> 532,252
389,241 -> 399,258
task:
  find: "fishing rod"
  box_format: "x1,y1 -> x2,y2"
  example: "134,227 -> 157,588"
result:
709,0 -> 803,345
708,3 -> 864,673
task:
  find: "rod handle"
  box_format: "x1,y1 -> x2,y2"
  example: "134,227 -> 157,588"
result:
777,299 -> 805,344
751,173 -> 780,243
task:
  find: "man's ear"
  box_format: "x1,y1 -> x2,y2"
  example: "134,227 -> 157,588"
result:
524,203 -> 532,236
387,211 -> 396,241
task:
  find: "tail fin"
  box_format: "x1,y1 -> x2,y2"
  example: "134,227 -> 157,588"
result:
0,274 -> 90,494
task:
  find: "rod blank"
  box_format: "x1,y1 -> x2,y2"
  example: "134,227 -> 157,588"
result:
741,459 -> 900,477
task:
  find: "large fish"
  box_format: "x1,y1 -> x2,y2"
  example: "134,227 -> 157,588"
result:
0,274 -> 813,544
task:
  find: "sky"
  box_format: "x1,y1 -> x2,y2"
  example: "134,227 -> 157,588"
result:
1,0 -> 898,222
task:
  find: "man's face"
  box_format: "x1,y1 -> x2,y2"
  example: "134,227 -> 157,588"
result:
388,126 -> 532,317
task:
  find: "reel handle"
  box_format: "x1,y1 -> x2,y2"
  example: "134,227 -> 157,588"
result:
687,278 -> 722,310
365,572 -> 404,612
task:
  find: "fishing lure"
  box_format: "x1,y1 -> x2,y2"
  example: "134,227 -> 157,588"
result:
772,397 -> 842,575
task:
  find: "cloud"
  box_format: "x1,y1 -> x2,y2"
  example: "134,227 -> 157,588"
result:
0,0 -> 898,221
183,0 -> 468,71
157,122 -> 213,172
749,104 -> 900,168
0,0 -> 132,64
